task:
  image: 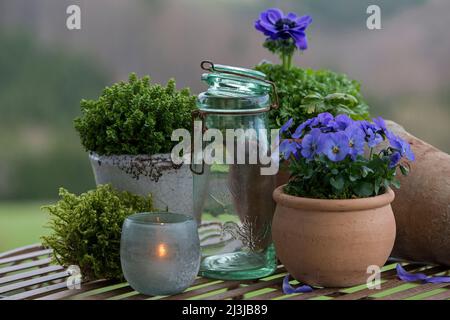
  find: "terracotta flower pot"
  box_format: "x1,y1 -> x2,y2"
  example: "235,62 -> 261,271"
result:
272,185 -> 396,287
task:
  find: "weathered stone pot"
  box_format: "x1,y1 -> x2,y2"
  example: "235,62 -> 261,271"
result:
272,185 -> 396,287
89,152 -> 193,216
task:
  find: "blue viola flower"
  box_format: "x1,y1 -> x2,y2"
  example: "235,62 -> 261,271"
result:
359,120 -> 383,148
320,120 -> 338,133
389,152 -> 402,169
335,114 -> 352,131
311,112 -> 334,127
292,118 -> 314,139
323,132 -> 350,162
373,116 -> 387,133
255,8 -> 312,50
280,139 -> 301,160
280,118 -> 294,135
344,125 -> 365,160
301,128 -> 323,159
387,132 -> 415,161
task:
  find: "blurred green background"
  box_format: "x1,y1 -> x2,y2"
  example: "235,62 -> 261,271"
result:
0,0 -> 449,252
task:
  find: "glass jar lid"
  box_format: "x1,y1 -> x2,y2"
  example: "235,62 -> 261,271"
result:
198,61 -> 275,113
201,63 -> 271,97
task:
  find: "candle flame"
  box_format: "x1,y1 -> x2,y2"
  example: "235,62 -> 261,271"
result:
157,243 -> 167,258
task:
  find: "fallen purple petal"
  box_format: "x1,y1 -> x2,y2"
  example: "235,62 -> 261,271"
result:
425,276 -> 450,283
396,264 -> 450,284
396,264 -> 428,282
282,274 -> 313,294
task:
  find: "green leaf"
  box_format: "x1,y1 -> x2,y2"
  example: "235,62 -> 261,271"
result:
361,166 -> 374,178
301,104 -> 317,114
399,165 -> 410,176
374,177 -> 383,195
330,175 -> 345,190
354,182 -> 373,197
304,167 -> 314,179
391,179 -> 401,189
302,92 -> 324,103
324,93 -> 359,107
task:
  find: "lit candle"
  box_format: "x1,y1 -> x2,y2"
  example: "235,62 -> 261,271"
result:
157,243 -> 167,258
120,212 -> 200,296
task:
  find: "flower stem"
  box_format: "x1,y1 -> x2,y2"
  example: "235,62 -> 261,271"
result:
287,53 -> 293,70
281,54 -> 286,70
281,53 -> 293,71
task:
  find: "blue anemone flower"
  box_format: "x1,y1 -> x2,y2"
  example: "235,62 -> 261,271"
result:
255,8 -> 312,50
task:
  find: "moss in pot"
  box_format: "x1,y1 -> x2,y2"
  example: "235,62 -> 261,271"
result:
74,73 -> 196,215
272,113 -> 414,287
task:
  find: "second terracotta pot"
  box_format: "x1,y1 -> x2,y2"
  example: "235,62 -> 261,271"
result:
272,185 -> 396,287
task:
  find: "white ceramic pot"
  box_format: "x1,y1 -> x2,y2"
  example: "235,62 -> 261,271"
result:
89,152 -> 193,216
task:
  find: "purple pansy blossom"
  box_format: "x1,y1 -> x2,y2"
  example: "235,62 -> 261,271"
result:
359,120 -> 383,148
334,114 -> 352,131
301,128 -> 323,159
255,8 -> 312,50
308,112 -> 336,133
344,125 -> 365,160
373,116 -> 387,133
280,139 -> 301,160
387,132 -> 415,161
322,114 -> 352,133
292,118 -> 314,139
319,121 -> 337,133
280,118 -> 294,134
311,112 -> 334,127
389,152 -> 402,169
323,132 -> 350,162
284,113 -> 414,168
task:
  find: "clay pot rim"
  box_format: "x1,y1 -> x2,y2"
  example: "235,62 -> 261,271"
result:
273,185 -> 395,212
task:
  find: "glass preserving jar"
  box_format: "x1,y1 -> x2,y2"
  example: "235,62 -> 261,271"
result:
191,61 -> 278,280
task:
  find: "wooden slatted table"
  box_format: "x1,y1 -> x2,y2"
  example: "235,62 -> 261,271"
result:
1,244 -> 449,300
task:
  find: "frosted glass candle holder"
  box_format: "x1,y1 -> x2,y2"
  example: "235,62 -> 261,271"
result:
120,212 -> 200,296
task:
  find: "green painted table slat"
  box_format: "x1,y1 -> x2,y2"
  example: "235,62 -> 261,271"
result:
0,244 -> 449,300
